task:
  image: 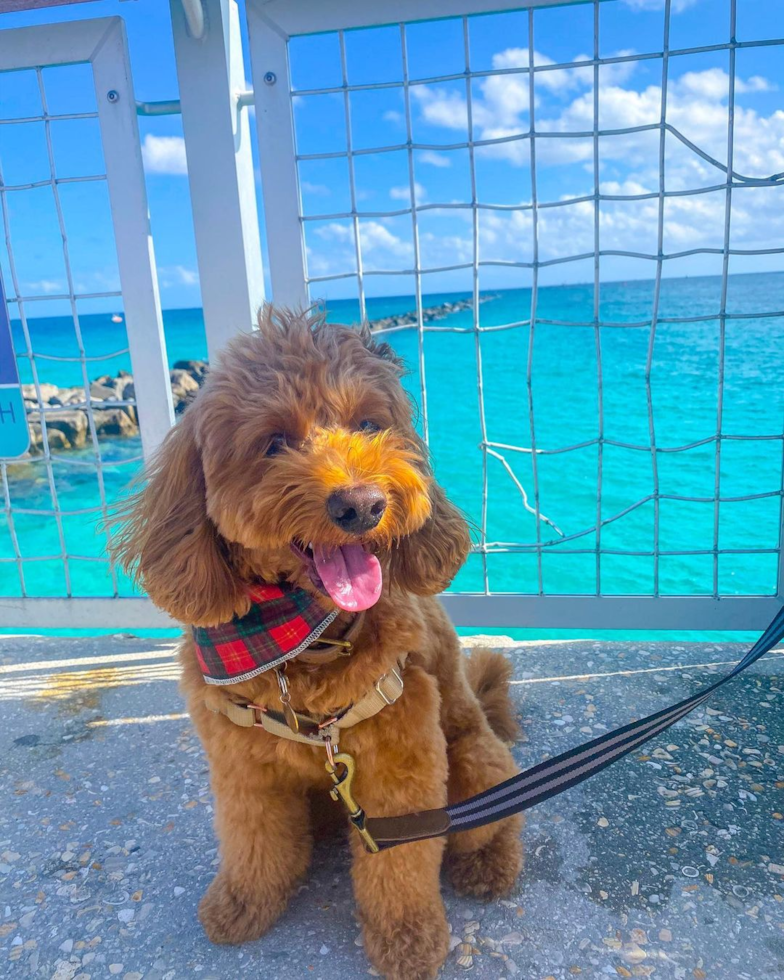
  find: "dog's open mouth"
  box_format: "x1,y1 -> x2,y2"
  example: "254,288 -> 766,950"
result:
291,540 -> 382,612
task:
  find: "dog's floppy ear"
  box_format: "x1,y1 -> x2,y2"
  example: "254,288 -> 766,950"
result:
111,413 -> 247,626
389,443 -> 472,596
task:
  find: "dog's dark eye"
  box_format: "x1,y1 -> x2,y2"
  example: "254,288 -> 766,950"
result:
358,420 -> 381,433
265,434 -> 287,457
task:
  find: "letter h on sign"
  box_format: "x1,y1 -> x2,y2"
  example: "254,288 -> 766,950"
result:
0,271 -> 29,459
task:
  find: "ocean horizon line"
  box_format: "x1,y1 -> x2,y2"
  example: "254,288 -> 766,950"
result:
9,268 -> 782,321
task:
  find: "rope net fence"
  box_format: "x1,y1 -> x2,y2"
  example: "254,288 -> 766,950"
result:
0,63 -> 138,600
287,0 -> 784,601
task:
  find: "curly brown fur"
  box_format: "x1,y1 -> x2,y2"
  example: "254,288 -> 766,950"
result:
465,649 -> 520,744
112,306 -> 523,980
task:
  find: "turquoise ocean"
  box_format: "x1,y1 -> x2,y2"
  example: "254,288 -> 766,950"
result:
4,271 -> 783,639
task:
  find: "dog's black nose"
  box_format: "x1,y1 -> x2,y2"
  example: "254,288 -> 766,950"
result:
327,486 -> 387,535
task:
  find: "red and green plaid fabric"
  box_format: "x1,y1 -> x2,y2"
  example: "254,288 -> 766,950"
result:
193,583 -> 339,685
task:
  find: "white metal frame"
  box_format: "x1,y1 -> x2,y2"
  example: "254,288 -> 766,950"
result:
170,0 -> 265,359
0,18 -> 175,629
247,0 -> 784,631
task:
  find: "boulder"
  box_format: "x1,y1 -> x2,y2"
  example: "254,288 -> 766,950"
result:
116,377 -> 135,401
28,421 -> 72,453
89,381 -> 117,401
92,407 -> 138,439
21,382 -> 60,405
44,410 -> 89,448
58,387 -> 86,406
170,368 -> 201,414
173,359 -> 209,384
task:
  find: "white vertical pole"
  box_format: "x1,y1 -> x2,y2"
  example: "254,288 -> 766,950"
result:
170,0 -> 265,360
93,19 -> 175,458
246,1 -> 309,310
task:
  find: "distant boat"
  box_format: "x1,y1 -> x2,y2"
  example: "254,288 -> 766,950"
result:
111,314 -> 123,323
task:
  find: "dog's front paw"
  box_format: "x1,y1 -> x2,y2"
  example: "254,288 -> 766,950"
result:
362,903 -> 449,980
198,873 -> 287,945
448,819 -> 523,899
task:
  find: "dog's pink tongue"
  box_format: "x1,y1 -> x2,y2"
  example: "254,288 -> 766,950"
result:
312,544 -> 382,612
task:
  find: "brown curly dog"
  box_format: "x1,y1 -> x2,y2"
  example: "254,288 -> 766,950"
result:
113,307 -> 523,980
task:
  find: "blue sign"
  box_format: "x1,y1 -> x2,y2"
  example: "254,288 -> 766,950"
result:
0,273 -> 29,459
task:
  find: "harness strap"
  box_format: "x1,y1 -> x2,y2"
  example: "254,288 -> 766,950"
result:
363,605 -> 784,850
211,663 -> 405,746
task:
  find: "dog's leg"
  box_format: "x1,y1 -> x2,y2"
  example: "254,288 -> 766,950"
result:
439,647 -> 524,899
198,763 -> 312,945
349,666 -> 450,980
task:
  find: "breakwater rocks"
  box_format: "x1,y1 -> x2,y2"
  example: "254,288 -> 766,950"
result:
369,294 -> 497,331
21,296 -> 497,454
23,360 -> 207,454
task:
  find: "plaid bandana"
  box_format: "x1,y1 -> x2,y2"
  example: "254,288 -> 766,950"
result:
193,583 -> 339,685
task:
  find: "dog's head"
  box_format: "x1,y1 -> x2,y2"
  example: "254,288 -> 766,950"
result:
113,307 -> 470,626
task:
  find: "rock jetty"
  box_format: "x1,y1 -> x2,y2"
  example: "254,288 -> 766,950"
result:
23,360 -> 206,454
21,296 -> 496,454
368,294 -> 496,331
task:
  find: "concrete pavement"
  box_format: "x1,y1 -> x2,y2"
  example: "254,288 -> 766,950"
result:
1,632 -> 783,980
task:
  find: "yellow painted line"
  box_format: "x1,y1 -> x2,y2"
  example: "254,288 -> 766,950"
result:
88,712 -> 189,727
0,648 -> 179,674
0,661 -> 182,701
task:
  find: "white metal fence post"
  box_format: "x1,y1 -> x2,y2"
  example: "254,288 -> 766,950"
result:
94,19 -> 175,458
170,0 -> 265,359
0,17 -> 177,629
245,1 -> 309,310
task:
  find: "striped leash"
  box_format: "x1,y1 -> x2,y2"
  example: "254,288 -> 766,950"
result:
359,605 -> 784,850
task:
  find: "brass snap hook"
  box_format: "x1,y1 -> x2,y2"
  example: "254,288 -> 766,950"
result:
324,748 -> 379,854
274,665 -> 299,734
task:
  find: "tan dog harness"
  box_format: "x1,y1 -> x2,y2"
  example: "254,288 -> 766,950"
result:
203,609 -> 404,852
205,609 -> 404,745
210,663 -> 404,746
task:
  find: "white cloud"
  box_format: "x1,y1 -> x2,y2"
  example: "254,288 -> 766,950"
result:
414,54 -> 782,179
622,0 -> 701,11
362,222 -> 412,257
311,220 -> 414,276
414,87 -> 468,130
383,109 -> 404,124
25,279 -> 62,294
678,67 -> 774,100
301,181 -> 331,196
419,150 -> 451,168
315,220 -> 412,259
390,182 -> 426,202
315,223 -> 352,243
406,56 -> 784,266
159,265 -> 199,287
311,52 -> 783,279
141,135 -> 188,175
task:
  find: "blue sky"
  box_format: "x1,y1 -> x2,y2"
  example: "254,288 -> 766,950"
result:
0,0 -> 781,313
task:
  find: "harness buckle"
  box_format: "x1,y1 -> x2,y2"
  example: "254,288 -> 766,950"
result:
374,666 -> 403,706
324,750 -> 379,854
